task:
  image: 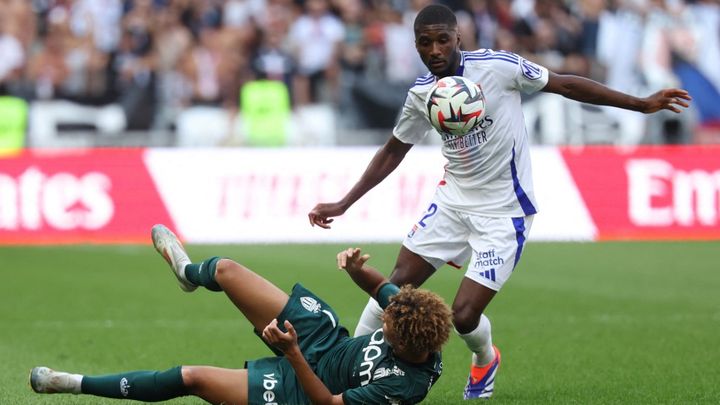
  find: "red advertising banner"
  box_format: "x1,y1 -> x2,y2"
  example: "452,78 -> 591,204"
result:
561,146 -> 720,240
2,146 -> 718,244
0,149 -> 174,244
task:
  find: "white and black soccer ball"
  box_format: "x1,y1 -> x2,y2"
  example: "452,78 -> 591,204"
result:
425,76 -> 486,136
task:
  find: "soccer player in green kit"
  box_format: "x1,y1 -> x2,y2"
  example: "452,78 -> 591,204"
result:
30,225 -> 453,405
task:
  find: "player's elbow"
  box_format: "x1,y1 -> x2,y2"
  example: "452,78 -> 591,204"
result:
544,73 -> 583,99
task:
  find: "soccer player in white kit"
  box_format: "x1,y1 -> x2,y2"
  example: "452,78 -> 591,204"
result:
309,4 -> 691,400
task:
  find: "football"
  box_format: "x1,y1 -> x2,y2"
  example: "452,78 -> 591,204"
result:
425,76 -> 486,136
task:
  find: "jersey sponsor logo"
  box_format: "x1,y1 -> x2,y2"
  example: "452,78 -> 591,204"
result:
373,365 -> 406,380
520,58 -> 542,80
300,296 -> 321,313
359,329 -> 385,386
442,130 -> 488,150
439,116 -> 494,151
119,377 -> 130,397
473,249 -> 504,268
262,373 -> 279,405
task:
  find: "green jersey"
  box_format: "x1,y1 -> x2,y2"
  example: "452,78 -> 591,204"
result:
245,284 -> 443,405
318,328 -> 443,405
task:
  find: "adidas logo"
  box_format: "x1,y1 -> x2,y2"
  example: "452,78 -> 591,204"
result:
479,268 -> 496,282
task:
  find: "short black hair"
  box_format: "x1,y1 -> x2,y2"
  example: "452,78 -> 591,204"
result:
414,4 -> 457,32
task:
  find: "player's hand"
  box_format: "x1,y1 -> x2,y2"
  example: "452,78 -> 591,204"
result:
337,247 -> 370,273
262,319 -> 299,355
641,88 -> 692,114
308,202 -> 347,229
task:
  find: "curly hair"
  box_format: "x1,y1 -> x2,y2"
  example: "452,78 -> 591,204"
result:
382,285 -> 452,354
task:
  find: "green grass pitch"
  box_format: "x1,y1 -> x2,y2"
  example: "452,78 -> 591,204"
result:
2,241 -> 718,404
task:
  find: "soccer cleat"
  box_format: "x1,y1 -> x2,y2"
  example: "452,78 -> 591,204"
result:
151,224 -> 196,292
463,345 -> 501,399
30,367 -> 82,394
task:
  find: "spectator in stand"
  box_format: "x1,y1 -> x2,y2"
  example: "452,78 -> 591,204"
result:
25,14 -> 71,100
687,0 -> 720,97
180,27 -> 224,107
114,10 -> 156,130
152,4 -> 194,130
252,21 -> 296,89
402,0 -> 435,73
3,0 -> 35,49
638,0 -> 698,144
287,0 -> 345,105
69,0 -> 123,55
183,23 -> 251,109
683,0 -> 720,137
335,0 -> 367,129
593,0 -> 648,144
1,0 -> 718,145
0,13 -> 25,95
382,2 -> 425,84
456,9 -> 479,51
180,0 -> 225,39
224,0 -> 269,28
464,0 -> 509,50
514,0 -> 584,73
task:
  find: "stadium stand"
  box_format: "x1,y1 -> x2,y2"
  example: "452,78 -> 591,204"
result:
0,0 -> 716,147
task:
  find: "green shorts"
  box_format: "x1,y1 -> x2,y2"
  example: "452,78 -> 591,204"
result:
246,283 -> 349,405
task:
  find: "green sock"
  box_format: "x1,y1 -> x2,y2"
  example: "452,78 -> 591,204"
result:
81,366 -> 187,401
184,256 -> 222,291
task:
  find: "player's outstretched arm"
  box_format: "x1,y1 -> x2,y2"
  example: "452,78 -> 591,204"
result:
542,72 -> 692,114
262,319 -> 345,405
337,247 -> 388,299
308,136 -> 413,229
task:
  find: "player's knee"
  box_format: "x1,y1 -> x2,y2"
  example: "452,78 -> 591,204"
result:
179,366 -> 200,390
452,305 -> 481,334
389,262 -> 433,287
213,259 -> 241,283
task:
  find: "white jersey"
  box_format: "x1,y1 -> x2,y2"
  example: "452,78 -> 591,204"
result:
393,49 -> 549,217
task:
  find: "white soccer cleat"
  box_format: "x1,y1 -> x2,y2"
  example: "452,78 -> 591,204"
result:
151,224 -> 196,292
30,367 -> 82,394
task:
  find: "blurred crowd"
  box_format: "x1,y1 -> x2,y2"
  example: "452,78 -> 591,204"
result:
0,0 -> 718,145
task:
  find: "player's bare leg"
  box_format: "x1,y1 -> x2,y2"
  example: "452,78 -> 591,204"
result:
454,278 -> 500,399
151,224 -> 288,332
354,246 -> 436,336
453,277 -> 496,333
373,245 -> 501,399
180,366 -> 248,404
213,258 -> 288,332
389,246 -> 438,287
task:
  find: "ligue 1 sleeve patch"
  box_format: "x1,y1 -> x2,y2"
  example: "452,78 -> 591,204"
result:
520,58 -> 542,80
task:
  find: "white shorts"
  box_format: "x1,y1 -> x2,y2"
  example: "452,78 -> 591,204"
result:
403,202 -> 533,291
